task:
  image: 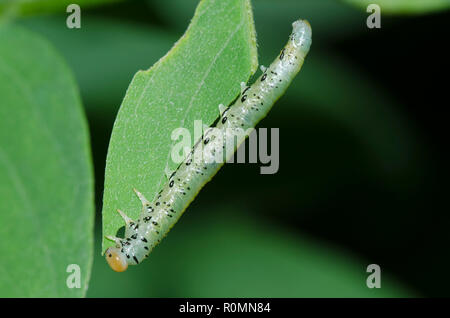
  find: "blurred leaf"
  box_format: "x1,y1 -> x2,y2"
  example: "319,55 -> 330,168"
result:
230,50 -> 427,265
0,0 -> 124,17
0,24 -> 94,297
238,51 -> 426,223
102,0 -> 258,251
281,52 -> 422,181
342,0 -> 450,15
19,16 -> 177,114
90,207 -> 415,297
148,0 -> 365,46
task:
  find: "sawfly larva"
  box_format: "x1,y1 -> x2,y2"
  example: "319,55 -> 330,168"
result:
105,19 -> 312,272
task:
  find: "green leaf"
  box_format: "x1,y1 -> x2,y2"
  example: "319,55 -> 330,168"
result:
19,16 -> 177,115
0,24 -> 94,297
342,0 -> 450,15
90,207 -> 415,297
102,0 -> 258,251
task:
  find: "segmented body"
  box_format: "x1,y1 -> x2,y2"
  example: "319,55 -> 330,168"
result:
105,19 -> 312,271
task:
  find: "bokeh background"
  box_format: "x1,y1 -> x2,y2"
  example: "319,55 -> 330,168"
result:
8,0 -> 449,296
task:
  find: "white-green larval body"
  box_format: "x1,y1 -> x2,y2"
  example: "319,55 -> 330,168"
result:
105,19 -> 312,271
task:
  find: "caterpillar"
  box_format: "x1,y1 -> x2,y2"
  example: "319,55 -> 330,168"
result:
105,19 -> 312,272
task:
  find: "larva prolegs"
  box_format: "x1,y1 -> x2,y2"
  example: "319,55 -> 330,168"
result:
218,103 -> 226,116
240,82 -> 248,94
105,19 -> 312,272
116,209 -> 133,225
106,235 -> 122,246
164,165 -> 173,180
133,188 -> 151,211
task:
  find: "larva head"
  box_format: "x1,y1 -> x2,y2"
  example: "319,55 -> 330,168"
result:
105,247 -> 128,272
291,19 -> 312,52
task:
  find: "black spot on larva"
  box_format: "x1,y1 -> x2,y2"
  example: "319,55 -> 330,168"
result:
134,224 -> 139,230
144,216 -> 151,222
144,246 -> 149,250
129,222 -> 134,227
126,238 -> 131,241
186,159 -> 192,166
170,209 -> 175,213
152,221 -> 158,226
241,95 -> 247,102
142,237 -> 148,243
133,256 -> 139,264
280,49 -> 285,60
222,116 -> 227,124
169,180 -> 174,187
261,74 -> 267,81
126,254 -> 130,259
187,187 -> 191,190
156,202 -> 160,206
147,206 -> 153,212
204,137 -> 210,145
108,254 -> 112,258
131,234 -> 137,239
121,248 -> 124,253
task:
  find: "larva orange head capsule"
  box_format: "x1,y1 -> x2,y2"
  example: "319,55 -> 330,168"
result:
105,247 -> 128,272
